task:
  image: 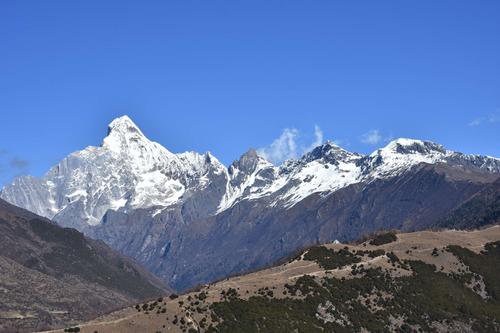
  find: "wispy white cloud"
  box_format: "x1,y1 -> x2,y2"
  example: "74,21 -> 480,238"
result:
469,111 -> 500,126
258,125 -> 331,165
468,119 -> 482,126
258,128 -> 299,164
361,129 -> 382,145
304,125 -> 324,152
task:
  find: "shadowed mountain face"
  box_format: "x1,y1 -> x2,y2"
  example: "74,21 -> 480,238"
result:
434,178 -> 500,230
2,116 -> 500,291
92,162 -> 498,291
0,199 -> 168,333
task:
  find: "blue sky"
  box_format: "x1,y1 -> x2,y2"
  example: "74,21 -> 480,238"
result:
1,1 -> 499,186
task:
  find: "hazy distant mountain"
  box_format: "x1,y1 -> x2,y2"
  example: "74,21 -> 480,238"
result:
2,116 -> 500,291
0,198 -> 167,333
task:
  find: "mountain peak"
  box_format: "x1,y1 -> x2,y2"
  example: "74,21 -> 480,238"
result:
392,137 -> 423,145
324,139 -> 340,147
382,138 -> 447,156
103,115 -> 150,152
302,140 -> 358,164
364,138 -> 451,177
107,115 -> 144,137
230,149 -> 272,175
242,148 -> 259,159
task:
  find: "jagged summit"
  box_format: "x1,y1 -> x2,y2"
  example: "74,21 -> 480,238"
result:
363,138 -> 450,178
382,138 -> 447,155
230,148 -> 272,174
2,116 -> 500,232
107,115 -> 143,136
0,115 -> 228,226
368,138 -> 450,164
242,148 -> 259,159
236,148 -> 261,164
302,140 -> 359,164
102,115 -> 158,154
105,115 -> 147,145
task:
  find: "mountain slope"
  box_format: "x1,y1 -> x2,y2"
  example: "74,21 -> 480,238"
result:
0,198 -> 168,333
90,160 -> 499,291
435,177 -> 500,230
2,116 -> 500,291
42,226 -> 500,333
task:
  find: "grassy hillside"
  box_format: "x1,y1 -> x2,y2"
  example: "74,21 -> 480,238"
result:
46,226 -> 500,333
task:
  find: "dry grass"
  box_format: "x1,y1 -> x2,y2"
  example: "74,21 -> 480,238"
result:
39,225 -> 500,333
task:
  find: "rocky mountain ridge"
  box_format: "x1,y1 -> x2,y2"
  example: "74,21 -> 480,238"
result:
2,115 -> 500,291
2,116 -> 499,229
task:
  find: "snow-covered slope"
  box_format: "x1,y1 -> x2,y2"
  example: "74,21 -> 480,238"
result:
2,116 -> 500,230
0,116 -> 227,228
3,115 -> 500,291
219,138 -> 500,211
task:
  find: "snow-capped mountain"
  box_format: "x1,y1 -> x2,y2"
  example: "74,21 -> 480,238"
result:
220,137 -> 500,212
1,116 -> 227,228
2,115 -> 500,291
3,116 -> 499,229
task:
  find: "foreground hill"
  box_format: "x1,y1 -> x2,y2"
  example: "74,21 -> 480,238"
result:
3,116 -> 500,291
44,226 -> 500,333
0,199 -> 168,333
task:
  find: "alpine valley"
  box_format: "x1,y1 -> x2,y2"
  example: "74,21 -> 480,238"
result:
2,115 -> 500,293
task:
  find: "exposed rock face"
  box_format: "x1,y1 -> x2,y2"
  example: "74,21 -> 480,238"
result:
0,198 -> 168,333
2,116 -> 500,291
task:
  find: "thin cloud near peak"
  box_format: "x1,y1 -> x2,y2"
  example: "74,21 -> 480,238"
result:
304,125 -> 324,153
469,111 -> 500,127
258,125 -> 332,165
258,128 -> 299,164
361,129 -> 382,145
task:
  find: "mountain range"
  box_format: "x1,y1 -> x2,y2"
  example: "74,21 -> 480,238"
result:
2,115 -> 500,291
